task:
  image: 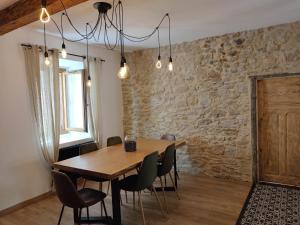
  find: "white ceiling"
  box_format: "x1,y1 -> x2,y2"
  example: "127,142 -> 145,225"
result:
3,0 -> 300,50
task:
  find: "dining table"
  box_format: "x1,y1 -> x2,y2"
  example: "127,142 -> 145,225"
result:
53,138 -> 186,225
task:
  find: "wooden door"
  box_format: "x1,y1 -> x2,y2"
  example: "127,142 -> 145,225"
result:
258,76 -> 300,186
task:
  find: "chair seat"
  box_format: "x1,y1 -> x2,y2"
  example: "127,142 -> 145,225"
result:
81,174 -> 109,183
119,175 -> 140,192
79,188 -> 106,207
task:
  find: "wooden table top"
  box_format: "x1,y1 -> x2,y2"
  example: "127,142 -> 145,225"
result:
53,138 -> 186,180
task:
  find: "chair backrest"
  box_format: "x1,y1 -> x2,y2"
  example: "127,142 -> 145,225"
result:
137,151 -> 159,190
161,134 -> 176,141
52,171 -> 85,208
79,142 -> 98,155
158,144 -> 175,177
107,136 -> 122,147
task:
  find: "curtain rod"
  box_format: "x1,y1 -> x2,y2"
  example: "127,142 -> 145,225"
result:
21,44 -> 106,62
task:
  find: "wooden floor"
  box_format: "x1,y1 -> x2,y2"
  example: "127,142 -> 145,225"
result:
0,173 -> 250,225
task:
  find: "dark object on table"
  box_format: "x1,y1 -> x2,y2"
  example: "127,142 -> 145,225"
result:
124,135 -> 137,152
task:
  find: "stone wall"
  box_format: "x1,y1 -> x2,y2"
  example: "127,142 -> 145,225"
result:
122,22 -> 300,181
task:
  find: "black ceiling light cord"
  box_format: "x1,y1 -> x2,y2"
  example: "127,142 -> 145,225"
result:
167,13 -> 173,72
86,23 -> 92,87
40,0 -> 174,80
156,28 -> 162,69
60,13 -> 67,58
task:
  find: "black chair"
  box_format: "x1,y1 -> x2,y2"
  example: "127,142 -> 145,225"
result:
107,136 -> 122,147
119,152 -> 165,225
80,142 -> 98,155
157,144 -> 180,212
161,134 -> 180,185
79,143 -> 110,193
106,136 -> 129,203
52,170 -> 109,225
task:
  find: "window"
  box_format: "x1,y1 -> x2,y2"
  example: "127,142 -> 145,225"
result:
59,58 -> 91,147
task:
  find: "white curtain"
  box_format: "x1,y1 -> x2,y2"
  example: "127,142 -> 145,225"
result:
23,46 -> 60,164
87,58 -> 103,148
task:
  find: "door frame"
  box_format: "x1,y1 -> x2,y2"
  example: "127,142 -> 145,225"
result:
250,72 -> 300,183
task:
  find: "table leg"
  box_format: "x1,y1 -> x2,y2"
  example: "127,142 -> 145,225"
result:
174,149 -> 178,188
111,178 -> 122,225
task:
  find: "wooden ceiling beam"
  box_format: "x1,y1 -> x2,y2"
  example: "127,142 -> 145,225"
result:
0,0 -> 89,35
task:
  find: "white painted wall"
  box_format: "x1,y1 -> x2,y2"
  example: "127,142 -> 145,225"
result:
0,26 -> 123,211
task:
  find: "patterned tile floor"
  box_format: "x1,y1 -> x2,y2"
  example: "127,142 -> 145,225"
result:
237,183 -> 300,225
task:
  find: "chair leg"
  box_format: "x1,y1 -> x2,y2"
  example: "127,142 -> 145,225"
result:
152,185 -> 165,218
159,176 -> 168,213
82,179 -> 87,188
87,207 -> 90,225
176,170 -> 180,180
133,191 -> 136,209
125,190 -> 128,203
106,181 -> 110,195
102,201 -> 110,225
169,172 -> 180,200
57,205 -> 64,225
138,191 -> 146,225
138,191 -> 141,209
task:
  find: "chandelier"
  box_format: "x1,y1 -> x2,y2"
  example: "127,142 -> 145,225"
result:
40,0 -> 173,84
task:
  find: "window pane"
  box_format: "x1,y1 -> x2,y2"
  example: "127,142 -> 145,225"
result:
65,72 -> 84,130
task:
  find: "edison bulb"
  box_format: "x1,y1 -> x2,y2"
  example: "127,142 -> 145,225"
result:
156,60 -> 162,69
61,43 -> 67,58
45,57 -> 50,66
40,8 -> 51,23
118,63 -> 129,79
61,49 -> 67,58
168,61 -> 173,71
86,79 -> 92,87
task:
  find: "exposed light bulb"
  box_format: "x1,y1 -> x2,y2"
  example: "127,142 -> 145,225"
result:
45,57 -> 50,66
40,7 -> 51,23
118,63 -> 129,79
168,57 -> 173,72
86,76 -> 92,87
156,56 -> 162,69
86,79 -> 92,87
44,51 -> 50,66
61,43 -> 67,59
168,62 -> 173,71
118,57 -> 129,79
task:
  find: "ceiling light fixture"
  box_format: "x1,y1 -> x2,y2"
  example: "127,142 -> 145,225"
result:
41,0 -> 173,79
